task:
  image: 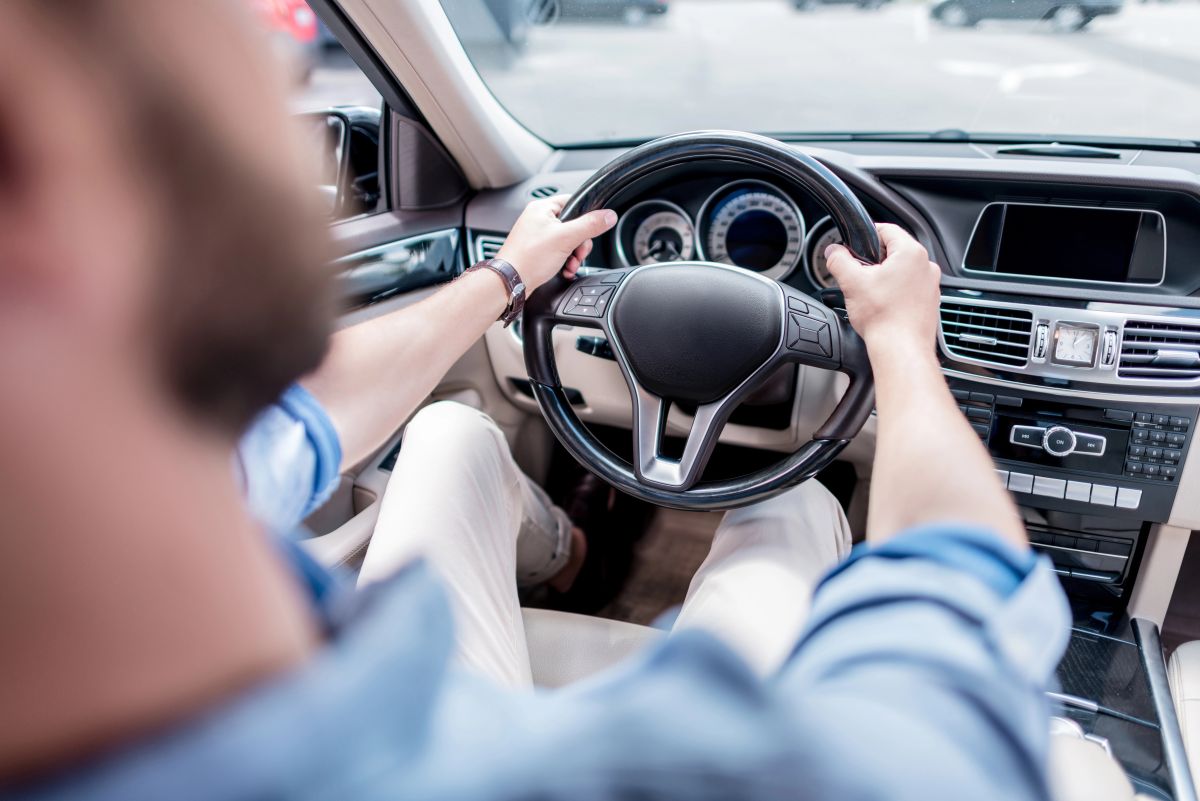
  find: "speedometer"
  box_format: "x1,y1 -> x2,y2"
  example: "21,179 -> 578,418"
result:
702,181 -> 804,280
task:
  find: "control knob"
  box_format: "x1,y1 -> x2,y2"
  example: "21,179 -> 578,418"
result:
1042,425 -> 1077,457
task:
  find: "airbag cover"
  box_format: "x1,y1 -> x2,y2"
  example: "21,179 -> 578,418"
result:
610,264 -> 782,405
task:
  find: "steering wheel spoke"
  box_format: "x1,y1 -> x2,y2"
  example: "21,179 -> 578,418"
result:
625,358 -> 751,491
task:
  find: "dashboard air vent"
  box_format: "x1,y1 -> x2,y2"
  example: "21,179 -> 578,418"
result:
530,185 -> 559,199
940,300 -> 1034,368
1118,320 -> 1200,381
474,234 -> 504,264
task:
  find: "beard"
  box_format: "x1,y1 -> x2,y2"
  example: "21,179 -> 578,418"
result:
135,79 -> 336,437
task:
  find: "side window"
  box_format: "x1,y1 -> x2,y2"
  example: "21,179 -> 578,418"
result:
250,0 -> 384,220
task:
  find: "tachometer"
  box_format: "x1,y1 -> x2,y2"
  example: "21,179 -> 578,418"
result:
616,200 -> 696,267
701,181 -> 804,280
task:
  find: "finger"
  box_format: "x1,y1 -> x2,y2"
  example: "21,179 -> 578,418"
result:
545,194 -> 569,216
571,241 -> 588,263
563,255 -> 581,275
560,209 -> 617,243
824,244 -> 862,286
875,223 -> 919,257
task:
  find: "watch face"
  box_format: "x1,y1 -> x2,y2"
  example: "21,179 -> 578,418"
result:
1053,324 -> 1098,366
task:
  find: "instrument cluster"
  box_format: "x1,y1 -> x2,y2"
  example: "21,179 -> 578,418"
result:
612,177 -> 845,290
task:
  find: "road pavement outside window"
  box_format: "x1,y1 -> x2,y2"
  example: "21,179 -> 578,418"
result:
292,0 -> 1200,145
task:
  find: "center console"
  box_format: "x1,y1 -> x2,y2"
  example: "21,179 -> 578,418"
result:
948,378 -> 1197,605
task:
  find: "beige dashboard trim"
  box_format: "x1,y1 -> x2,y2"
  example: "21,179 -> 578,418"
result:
1129,524 -> 1191,628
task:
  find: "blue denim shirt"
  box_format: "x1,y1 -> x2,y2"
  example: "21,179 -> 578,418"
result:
6,389 -> 1072,801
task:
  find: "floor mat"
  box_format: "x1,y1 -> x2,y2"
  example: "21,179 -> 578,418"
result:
593,508 -> 720,627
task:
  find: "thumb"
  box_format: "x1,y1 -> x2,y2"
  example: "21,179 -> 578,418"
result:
559,209 -> 618,244
824,244 -> 861,287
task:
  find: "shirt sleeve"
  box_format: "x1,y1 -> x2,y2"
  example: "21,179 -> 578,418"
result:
235,384 -> 342,534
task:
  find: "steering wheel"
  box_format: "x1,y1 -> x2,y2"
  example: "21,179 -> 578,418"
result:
522,131 -> 881,511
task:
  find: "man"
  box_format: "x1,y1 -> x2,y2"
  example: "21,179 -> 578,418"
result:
0,2 -> 1070,800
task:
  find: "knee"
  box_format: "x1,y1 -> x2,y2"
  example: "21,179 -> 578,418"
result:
403,402 -> 505,461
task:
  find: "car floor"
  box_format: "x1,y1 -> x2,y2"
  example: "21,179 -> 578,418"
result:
594,507 -> 720,626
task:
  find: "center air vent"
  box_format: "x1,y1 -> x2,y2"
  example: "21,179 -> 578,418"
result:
940,300 -> 1034,368
474,234 -> 505,263
530,185 -> 560,199
1119,320 -> 1200,381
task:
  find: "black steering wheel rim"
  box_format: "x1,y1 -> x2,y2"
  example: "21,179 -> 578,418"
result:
523,130 -> 879,511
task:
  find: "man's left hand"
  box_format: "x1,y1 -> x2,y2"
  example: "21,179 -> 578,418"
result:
496,196 -> 618,292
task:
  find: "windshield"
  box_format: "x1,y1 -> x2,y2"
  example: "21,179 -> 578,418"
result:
436,0 -> 1197,147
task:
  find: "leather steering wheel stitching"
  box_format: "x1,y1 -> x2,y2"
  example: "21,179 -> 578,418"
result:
523,130 -> 880,511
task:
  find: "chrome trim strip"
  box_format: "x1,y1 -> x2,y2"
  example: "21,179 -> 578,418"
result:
613,198 -> 699,269
695,178 -> 806,282
1133,617 -> 1199,801
961,201 -> 1167,288
941,367 -> 1200,404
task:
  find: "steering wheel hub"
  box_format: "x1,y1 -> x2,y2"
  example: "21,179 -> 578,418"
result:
610,264 -> 783,405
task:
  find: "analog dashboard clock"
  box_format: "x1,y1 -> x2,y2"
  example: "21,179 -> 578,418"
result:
1052,322 -> 1099,367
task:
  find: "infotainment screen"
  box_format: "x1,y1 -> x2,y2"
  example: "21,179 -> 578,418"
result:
964,203 -> 1166,285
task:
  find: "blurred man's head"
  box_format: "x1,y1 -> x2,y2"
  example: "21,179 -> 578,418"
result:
0,2 -> 335,776
0,0 -> 335,439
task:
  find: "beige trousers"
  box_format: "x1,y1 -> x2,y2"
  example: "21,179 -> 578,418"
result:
357,401 -> 852,687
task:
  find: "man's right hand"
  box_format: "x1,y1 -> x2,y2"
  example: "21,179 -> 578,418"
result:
823,224 -> 941,350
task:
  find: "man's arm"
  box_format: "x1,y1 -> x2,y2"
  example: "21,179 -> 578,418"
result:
825,225 -> 1026,548
301,197 -> 617,467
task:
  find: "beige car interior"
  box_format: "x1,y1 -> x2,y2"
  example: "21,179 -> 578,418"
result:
291,1 -> 1200,799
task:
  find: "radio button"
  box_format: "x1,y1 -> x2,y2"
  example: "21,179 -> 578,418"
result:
1065,481 -> 1091,502
1090,485 -> 1117,506
1043,426 -> 1077,457
1154,414 -> 1171,425
1163,466 -> 1179,479
1128,445 -> 1146,458
1166,449 -> 1183,461
1104,409 -> 1134,422
1116,488 -> 1142,510
1150,430 -> 1168,443
1033,476 -> 1066,499
1147,447 -> 1163,459
1075,434 -> 1106,456
1010,426 -> 1045,448
1171,416 -> 1191,429
1145,464 -> 1161,476
1132,428 -> 1149,442
1126,461 -> 1143,474
1135,413 -> 1153,423
1168,432 -> 1187,446
966,407 -> 992,421
1008,472 -> 1034,493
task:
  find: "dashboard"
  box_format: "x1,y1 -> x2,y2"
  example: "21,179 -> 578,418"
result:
467,141 -> 1200,558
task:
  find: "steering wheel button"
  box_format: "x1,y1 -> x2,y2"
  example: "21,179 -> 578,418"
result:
580,286 -> 606,296
787,296 -> 809,314
576,296 -> 597,307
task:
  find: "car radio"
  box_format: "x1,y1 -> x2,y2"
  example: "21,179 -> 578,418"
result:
947,378 -> 1197,601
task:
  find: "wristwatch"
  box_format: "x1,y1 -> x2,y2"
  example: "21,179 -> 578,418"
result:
466,258 -> 526,328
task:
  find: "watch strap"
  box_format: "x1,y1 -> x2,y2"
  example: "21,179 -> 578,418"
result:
467,258 -> 526,327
